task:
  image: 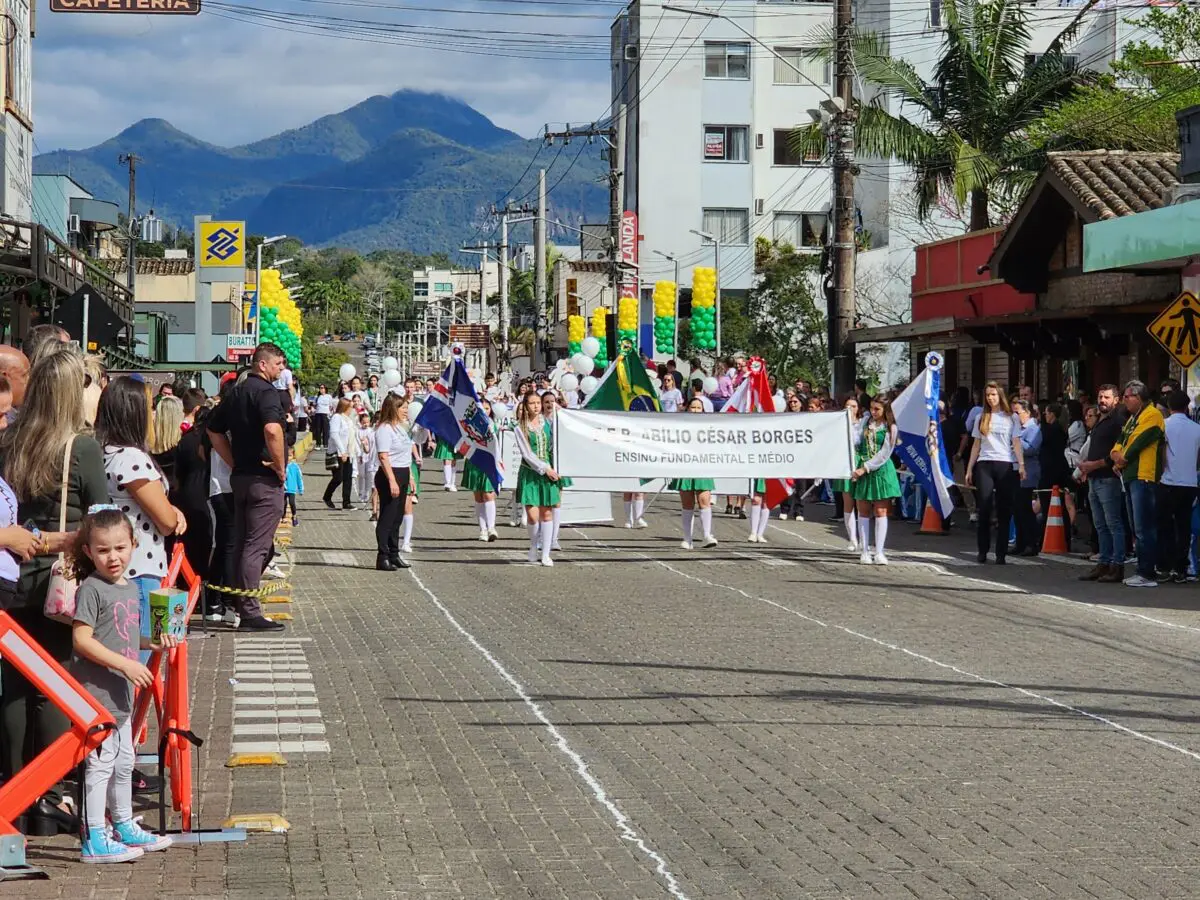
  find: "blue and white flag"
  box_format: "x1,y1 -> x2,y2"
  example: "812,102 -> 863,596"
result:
414,356 -> 504,488
892,352 -> 956,520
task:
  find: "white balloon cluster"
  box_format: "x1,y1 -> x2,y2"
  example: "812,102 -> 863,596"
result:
382,357 -> 398,371
558,333 -> 609,395
383,369 -> 403,388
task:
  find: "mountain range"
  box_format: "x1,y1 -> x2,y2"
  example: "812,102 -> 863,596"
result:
33,90 -> 608,253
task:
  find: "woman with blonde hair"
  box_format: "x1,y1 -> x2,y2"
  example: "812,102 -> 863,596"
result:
965,381 -> 1027,564
323,397 -> 357,510
150,394 -> 184,491
0,344 -> 109,835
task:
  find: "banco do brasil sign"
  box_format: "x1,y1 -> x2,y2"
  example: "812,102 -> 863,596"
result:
50,0 -> 200,13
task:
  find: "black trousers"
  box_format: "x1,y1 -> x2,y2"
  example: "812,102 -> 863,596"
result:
324,460 -> 353,507
1158,484 -> 1196,575
285,492 -> 297,517
311,413 -> 329,447
1014,485 -> 1039,552
207,492 -> 236,615
375,466 -> 412,559
973,460 -> 1017,557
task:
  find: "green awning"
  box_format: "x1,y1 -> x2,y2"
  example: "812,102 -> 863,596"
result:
1083,202 -> 1200,273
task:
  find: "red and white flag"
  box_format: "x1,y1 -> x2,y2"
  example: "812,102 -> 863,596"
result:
723,357 -> 792,509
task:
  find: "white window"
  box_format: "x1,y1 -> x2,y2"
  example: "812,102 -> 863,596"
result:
773,212 -> 827,248
703,126 -> 749,162
702,208 -> 751,246
773,129 -> 822,166
705,42 -> 750,80
773,47 -> 830,86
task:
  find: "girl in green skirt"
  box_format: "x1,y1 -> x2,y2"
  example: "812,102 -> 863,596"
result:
402,411 -> 426,553
831,396 -> 862,552
514,391 -> 562,567
541,392 -> 572,552
434,435 -> 459,492
851,396 -> 901,565
667,397 -> 719,550
748,479 -> 771,543
462,398 -> 500,542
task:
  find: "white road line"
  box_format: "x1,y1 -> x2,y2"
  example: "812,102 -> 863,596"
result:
405,567 -> 691,900
234,638 -> 312,644
229,740 -> 331,754
232,682 -> 316,693
231,662 -> 311,670
233,671 -> 313,680
233,708 -> 323,719
234,695 -> 319,706
581,525 -> 1200,767
232,723 -> 326,736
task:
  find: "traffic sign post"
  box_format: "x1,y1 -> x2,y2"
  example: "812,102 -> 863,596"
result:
226,333 -> 256,364
1148,291 -> 1200,369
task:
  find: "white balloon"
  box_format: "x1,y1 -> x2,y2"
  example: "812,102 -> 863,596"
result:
389,385 -> 406,396
382,369 -> 403,387
339,363 -> 356,382
702,376 -> 719,395
580,375 -> 599,395
581,336 -> 601,359
572,354 -> 594,377
555,359 -> 568,371
382,356 -> 398,371
560,373 -> 580,393
409,400 -> 424,420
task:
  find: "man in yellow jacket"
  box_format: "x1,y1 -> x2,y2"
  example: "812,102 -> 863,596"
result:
1111,380 -> 1164,588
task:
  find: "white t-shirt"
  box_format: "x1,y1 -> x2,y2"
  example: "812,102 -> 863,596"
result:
314,394 -> 334,415
293,394 -> 308,418
209,450 -> 231,497
272,368 -> 293,392
972,411 -> 1015,463
660,389 -> 684,412
1163,413 -> 1200,487
103,445 -> 169,581
375,423 -> 414,466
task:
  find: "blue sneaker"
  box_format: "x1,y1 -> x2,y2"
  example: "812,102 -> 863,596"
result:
113,818 -> 173,852
81,826 -> 144,864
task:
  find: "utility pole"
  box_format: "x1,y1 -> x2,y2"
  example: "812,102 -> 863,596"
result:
535,169 -> 547,370
489,201 -> 536,373
118,153 -> 141,300
830,0 -> 859,397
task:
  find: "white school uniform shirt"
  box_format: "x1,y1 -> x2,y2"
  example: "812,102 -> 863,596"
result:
660,389 -> 684,412
315,394 -> 334,415
327,414 -> 353,456
972,411 -> 1016,463
375,422 -> 414,467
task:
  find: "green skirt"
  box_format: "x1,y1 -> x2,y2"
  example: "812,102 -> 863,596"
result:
852,461 -> 901,502
558,475 -> 573,489
516,465 -> 561,507
752,478 -> 766,494
828,478 -> 851,494
433,438 -> 458,461
461,459 -> 498,493
668,478 -> 715,493
410,462 -> 421,498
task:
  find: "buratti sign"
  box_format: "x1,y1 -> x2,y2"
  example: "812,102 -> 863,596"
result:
50,0 -> 200,12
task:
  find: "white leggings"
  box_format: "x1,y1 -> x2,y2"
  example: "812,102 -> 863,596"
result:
356,460 -> 376,502
84,716 -> 134,830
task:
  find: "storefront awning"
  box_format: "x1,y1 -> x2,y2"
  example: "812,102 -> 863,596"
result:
850,317 -> 955,344
1083,201 -> 1200,273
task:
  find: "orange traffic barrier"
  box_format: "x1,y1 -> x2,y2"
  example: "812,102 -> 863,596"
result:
1041,487 -> 1069,555
917,501 -> 949,535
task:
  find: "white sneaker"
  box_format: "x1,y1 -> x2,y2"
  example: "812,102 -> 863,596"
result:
747,534 -> 759,543
528,550 -> 538,564
846,543 -> 858,553
624,522 -> 634,529
205,613 -> 223,623
223,610 -> 240,628
859,551 -> 873,565
680,540 -> 694,550
757,534 -> 768,544
795,515 -> 804,522
969,513 -> 979,523
1123,574 -> 1157,588
448,485 -> 458,492
778,513 -> 788,521
264,564 -> 286,580
703,535 -> 718,548
635,518 -> 648,528
873,552 -> 888,566
552,543 -> 562,551
487,530 -> 499,542
478,531 -> 490,542
541,558 -> 554,567
443,485 -> 452,492
401,544 -> 413,554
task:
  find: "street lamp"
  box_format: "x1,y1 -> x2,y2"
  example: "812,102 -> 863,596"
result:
652,249 -> 681,357
255,234 -> 287,343
690,228 -> 722,356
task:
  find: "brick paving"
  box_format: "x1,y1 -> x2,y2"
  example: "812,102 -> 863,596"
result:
13,461 -> 1200,898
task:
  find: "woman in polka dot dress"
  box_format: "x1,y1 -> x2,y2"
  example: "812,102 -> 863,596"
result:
94,377 -> 187,652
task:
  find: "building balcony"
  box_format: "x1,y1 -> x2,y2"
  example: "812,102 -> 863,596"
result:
69,197 -> 120,231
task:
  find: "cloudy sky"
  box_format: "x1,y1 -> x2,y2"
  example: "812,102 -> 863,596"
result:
33,0 -> 622,151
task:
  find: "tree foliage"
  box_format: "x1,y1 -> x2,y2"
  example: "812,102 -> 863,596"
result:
741,239 -> 830,387
300,331 -> 350,389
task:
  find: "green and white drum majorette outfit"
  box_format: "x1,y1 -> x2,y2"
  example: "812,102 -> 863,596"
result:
432,437 -> 458,461
461,421 -> 500,493
546,414 -> 572,490
851,421 -> 901,502
515,420 -> 561,508
668,477 -> 715,492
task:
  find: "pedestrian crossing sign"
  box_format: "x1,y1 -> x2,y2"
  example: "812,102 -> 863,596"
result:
1148,291 -> 1200,368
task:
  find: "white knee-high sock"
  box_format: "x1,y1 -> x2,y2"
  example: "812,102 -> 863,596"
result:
552,508 -> 562,547
756,505 -> 771,537
748,504 -> 761,536
541,522 -> 553,564
874,516 -> 888,556
484,499 -> 496,531
844,511 -> 857,545
527,521 -> 540,560
624,500 -> 633,525
681,509 -> 694,541
634,497 -> 645,520
700,506 -> 713,537
402,514 -> 414,547
858,516 -> 871,550
444,461 -> 453,487
476,502 -> 487,532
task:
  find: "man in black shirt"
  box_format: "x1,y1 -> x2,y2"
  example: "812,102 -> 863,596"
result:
208,343 -> 288,631
1077,384 -> 1125,583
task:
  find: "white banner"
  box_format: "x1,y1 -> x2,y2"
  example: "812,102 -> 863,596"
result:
554,409 -> 855,479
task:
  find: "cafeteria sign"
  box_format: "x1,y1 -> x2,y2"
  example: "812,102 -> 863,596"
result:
49,0 -> 200,12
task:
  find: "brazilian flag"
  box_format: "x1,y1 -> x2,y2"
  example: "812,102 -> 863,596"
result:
585,351 -> 661,412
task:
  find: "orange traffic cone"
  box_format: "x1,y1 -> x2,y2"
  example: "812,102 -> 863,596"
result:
1041,486 -> 1068,555
918,501 -> 948,535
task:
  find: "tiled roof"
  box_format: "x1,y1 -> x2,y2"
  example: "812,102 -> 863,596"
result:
95,257 -> 196,276
1047,150 -> 1178,220
569,260 -> 608,274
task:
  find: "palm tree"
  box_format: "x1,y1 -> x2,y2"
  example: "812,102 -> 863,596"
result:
798,0 -> 1097,230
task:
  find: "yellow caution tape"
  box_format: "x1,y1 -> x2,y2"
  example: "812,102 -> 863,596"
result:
203,579 -> 291,598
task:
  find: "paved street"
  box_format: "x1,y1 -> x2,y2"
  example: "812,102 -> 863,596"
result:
16,459 -> 1200,899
